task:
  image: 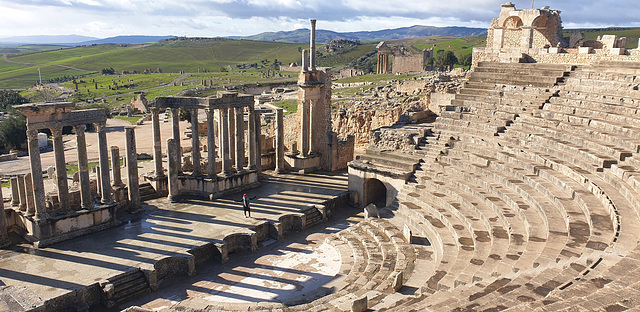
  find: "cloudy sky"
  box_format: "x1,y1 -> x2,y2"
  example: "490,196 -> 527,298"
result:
0,0 -> 638,38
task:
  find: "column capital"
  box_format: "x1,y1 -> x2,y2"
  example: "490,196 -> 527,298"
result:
27,129 -> 38,141
95,122 -> 106,132
75,125 -> 85,135
50,127 -> 64,137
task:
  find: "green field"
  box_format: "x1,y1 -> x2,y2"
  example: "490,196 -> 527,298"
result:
564,28 -> 640,49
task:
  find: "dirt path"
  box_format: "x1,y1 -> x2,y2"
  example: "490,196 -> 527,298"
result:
1,53 -> 97,73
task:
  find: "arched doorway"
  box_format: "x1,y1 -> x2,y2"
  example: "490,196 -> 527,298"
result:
363,178 -> 387,208
502,16 -> 524,49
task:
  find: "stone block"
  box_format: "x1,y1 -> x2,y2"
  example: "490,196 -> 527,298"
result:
578,47 -> 592,54
610,48 -> 626,55
403,224 -> 412,243
548,47 -> 561,54
393,271 -> 404,293
364,203 -> 379,219
351,296 -> 368,312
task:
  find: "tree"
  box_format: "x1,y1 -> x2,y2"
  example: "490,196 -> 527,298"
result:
458,53 -> 473,67
178,107 -> 191,124
0,115 -> 27,150
434,50 -> 458,69
0,90 -> 28,111
101,67 -> 115,75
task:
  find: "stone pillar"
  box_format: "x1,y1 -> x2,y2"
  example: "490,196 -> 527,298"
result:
247,106 -> 257,170
276,108 -> 285,173
0,186 -> 9,246
521,26 -> 535,51
234,106 -> 244,171
255,111 -> 262,171
10,177 -> 19,206
219,108 -> 231,175
17,175 -> 26,211
310,19 -> 317,71
191,108 -> 201,175
493,27 -> 505,51
300,101 -> 309,157
228,107 -> 236,166
308,99 -> 315,155
167,138 -> 180,202
171,108 -> 182,171
302,50 -> 308,72
110,146 -> 123,186
51,127 -> 70,210
97,122 -> 113,204
151,108 -> 163,177
26,129 -> 46,220
24,173 -> 35,217
125,126 -> 140,209
75,126 -> 92,210
206,109 -> 217,176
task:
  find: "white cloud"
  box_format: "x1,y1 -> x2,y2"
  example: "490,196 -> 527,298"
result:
0,0 -> 637,38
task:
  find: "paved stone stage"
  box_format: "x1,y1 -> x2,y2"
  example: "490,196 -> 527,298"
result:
0,171 -> 349,311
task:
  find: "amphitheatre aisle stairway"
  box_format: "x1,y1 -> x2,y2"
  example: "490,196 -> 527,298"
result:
347,61 -> 640,312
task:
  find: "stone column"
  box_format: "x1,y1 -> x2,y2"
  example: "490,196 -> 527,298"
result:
110,146 -> 123,186
151,108 -> 163,177
492,27 -> 505,51
10,177 -> 19,206
219,108 -> 231,175
190,108 -> 201,175
171,108 -> 182,171
26,129 -> 46,220
0,186 -> 9,245
125,126 -> 140,209
247,106 -> 257,170
234,106 -> 244,171
24,173 -> 35,217
75,126 -> 92,210
206,108 -> 217,176
276,108 -> 285,173
255,111 -> 262,171
310,19 -> 317,71
300,101 -> 309,157
308,100 -> 315,155
97,122 -> 113,204
302,50 -> 308,72
51,127 -> 70,210
228,108 -> 236,166
167,138 -> 180,202
17,175 -> 26,211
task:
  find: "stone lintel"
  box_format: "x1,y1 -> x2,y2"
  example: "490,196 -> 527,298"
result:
22,109 -> 106,130
14,102 -> 75,116
156,93 -> 254,110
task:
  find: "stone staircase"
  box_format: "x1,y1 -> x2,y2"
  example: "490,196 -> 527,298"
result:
100,269 -> 151,308
139,182 -> 160,201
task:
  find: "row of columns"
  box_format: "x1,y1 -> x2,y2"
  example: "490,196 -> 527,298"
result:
8,124 -> 139,221
377,53 -> 390,74
152,106 -> 260,179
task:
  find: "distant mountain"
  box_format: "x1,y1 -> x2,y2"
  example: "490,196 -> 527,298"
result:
0,35 -> 176,46
233,25 -> 487,43
0,34 -> 97,46
76,35 -> 177,45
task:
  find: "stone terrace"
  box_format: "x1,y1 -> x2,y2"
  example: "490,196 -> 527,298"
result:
0,172 -> 348,311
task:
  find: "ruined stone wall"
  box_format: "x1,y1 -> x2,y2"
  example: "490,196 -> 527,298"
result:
486,19 -> 498,50
392,55 -> 425,74
473,46 -> 640,66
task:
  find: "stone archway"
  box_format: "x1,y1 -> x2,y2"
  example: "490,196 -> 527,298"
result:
502,16 -> 524,49
363,178 -> 387,208
532,14 -> 562,48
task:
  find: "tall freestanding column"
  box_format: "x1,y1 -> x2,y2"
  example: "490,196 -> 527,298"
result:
26,129 -> 46,220
96,122 -> 113,204
310,19 -> 317,70
51,127 -> 70,210
308,99 -> 315,155
234,107 -> 244,171
247,106 -> 257,170
75,125 -> 92,210
275,108 -> 285,173
206,108 -> 217,176
10,177 -> 19,207
151,108 -> 164,177
300,101 -> 310,157
191,108 -> 201,175
125,126 -> 141,209
171,108 -> 182,171
0,186 -> 9,246
167,138 -> 180,202
110,146 -> 123,186
219,108 -> 231,175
